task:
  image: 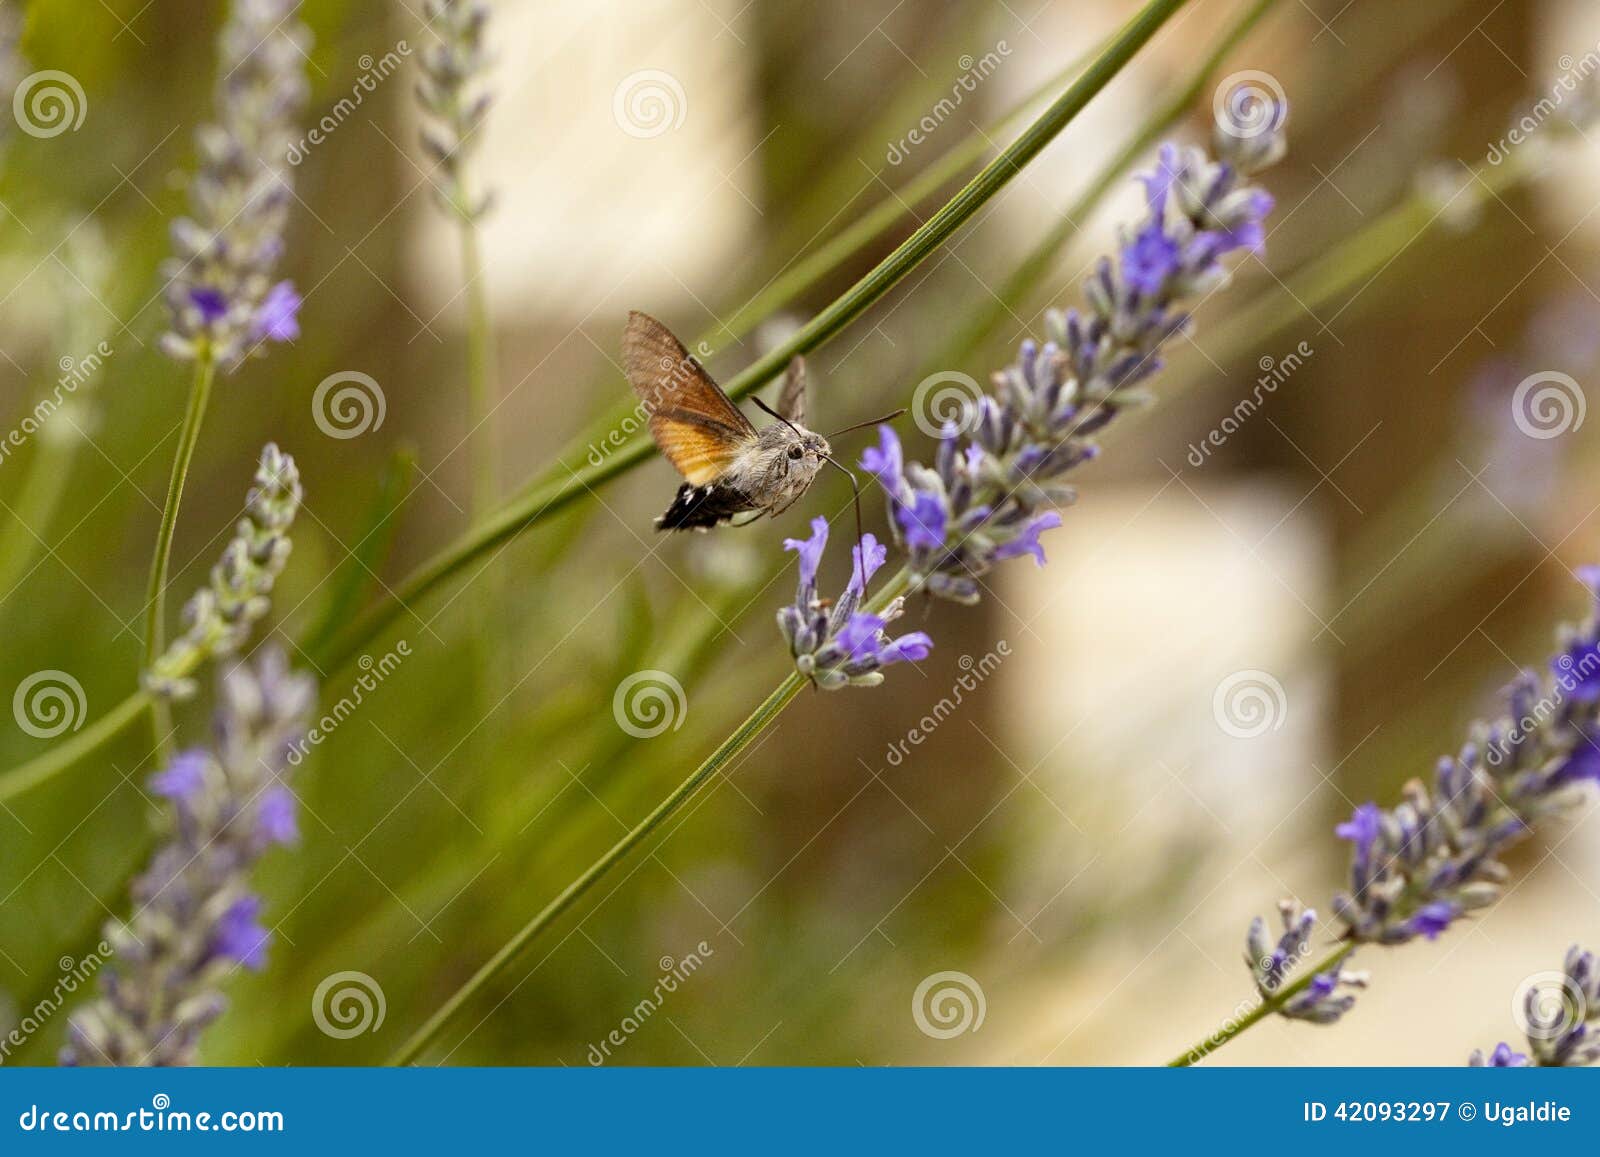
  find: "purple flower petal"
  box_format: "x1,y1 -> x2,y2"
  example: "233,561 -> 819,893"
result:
212,895 -> 271,970
846,533 -> 887,600
993,511 -> 1063,567
150,750 -> 209,802
879,631 -> 933,664
256,785 -> 299,846
897,491 -> 948,552
782,516 -> 829,594
251,280 -> 301,343
189,287 -> 229,324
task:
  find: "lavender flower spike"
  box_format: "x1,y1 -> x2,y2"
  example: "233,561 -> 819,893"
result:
864,108 -> 1286,603
62,649 -> 314,1066
1244,900 -> 1367,1024
161,0 -> 310,372
777,517 -> 931,690
418,0 -> 493,221
1472,946 -> 1600,1068
1331,569 -> 1600,945
145,444 -> 302,701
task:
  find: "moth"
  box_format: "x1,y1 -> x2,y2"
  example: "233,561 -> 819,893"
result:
624,311 -> 893,532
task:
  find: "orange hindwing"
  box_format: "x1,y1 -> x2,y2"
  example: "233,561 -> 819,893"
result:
623,311 -> 757,486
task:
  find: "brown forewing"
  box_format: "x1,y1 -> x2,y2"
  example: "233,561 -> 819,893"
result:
623,311 -> 756,486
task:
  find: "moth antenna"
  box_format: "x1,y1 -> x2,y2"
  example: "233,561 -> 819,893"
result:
825,408 -> 908,438
820,454 -> 871,602
750,394 -> 805,440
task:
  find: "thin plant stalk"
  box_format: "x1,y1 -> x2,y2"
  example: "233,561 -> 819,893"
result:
313,0 -> 1194,673
1166,944 -> 1355,1066
389,664 -> 819,1064
142,351 -> 217,757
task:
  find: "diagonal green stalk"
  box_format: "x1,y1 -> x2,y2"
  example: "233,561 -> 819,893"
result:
387,566 -> 912,1063
142,351 -> 216,761
1166,944 -> 1355,1066
389,665 -> 815,1064
313,0 -> 1192,674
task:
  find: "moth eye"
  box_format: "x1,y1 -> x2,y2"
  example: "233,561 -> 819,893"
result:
787,445 -> 803,460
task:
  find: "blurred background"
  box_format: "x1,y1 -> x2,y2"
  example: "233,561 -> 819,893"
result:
1,0 -> 1598,1065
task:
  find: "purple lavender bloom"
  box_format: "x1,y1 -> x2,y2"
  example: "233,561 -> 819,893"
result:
777,518 -> 932,690
864,124 -> 1284,606
1244,900 -> 1366,1024
1330,572 -> 1600,946
1473,946 -> 1600,1067
1469,1042 -> 1530,1068
62,650 -> 314,1066
250,280 -> 302,343
150,749 -> 209,801
161,0 -> 310,372
256,785 -> 299,847
212,896 -> 270,970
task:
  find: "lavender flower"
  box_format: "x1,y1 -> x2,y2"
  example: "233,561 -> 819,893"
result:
1245,900 -> 1367,1024
417,0 -> 493,221
1331,569 -> 1600,945
1473,947 -> 1600,1068
160,0 -> 310,372
62,649 -> 314,1066
1469,1042 -> 1530,1067
777,516 -> 931,690
145,444 -> 302,701
863,117 -> 1285,603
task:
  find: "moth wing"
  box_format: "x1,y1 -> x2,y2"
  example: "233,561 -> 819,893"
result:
775,356 -> 807,426
623,311 -> 756,486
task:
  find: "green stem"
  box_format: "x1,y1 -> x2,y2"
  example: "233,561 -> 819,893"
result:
142,352 -> 216,760
460,221 -> 499,527
389,668 -> 812,1065
1166,943 -> 1355,1066
0,690 -> 150,804
311,0 -> 1192,674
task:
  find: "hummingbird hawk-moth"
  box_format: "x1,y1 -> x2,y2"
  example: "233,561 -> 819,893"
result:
624,311 -> 840,531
